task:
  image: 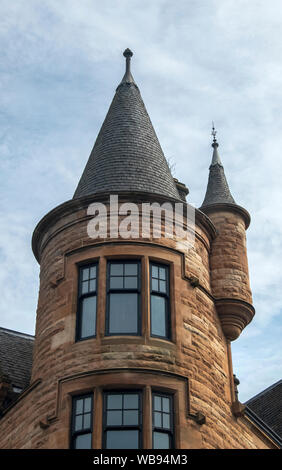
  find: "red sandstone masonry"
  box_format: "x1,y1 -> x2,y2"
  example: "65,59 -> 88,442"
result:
208,211 -> 252,302
0,202 -> 276,448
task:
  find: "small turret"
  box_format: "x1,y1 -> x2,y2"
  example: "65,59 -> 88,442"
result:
200,126 -> 255,341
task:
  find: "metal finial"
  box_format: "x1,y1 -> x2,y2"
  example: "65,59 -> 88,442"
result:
211,122 -> 218,147
123,48 -> 133,58
119,48 -> 136,86
123,49 -> 133,77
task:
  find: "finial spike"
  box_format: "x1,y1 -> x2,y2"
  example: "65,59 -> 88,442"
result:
123,48 -> 133,58
210,123 -> 223,167
118,48 -> 136,88
211,122 -> 218,147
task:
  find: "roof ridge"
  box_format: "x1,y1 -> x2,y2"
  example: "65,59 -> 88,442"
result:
0,327 -> 35,340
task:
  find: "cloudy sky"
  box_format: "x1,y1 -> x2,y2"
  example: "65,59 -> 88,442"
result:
0,0 -> 281,402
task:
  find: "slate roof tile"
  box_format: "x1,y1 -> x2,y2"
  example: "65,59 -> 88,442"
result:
245,380 -> 282,440
0,327 -> 34,391
201,142 -> 235,208
73,53 -> 180,201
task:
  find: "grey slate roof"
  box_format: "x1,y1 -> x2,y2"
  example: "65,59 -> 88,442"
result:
73,50 -> 180,201
245,380 -> 282,441
201,142 -> 236,208
0,327 -> 34,391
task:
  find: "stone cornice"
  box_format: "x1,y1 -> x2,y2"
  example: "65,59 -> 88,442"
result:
199,202 -> 251,229
32,192 -> 216,263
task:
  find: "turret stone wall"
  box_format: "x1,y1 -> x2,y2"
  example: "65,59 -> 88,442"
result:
0,198 -> 276,448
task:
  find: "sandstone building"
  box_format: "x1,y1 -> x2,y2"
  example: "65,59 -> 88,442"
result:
0,49 -> 280,449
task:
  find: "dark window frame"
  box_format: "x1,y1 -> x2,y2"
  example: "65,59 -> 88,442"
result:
102,390 -> 143,449
70,393 -> 93,449
152,391 -> 174,449
105,260 -> 142,336
150,262 -> 171,340
76,262 -> 98,342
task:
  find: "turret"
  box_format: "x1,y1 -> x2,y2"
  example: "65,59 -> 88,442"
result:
200,126 -> 255,341
0,52 -> 275,451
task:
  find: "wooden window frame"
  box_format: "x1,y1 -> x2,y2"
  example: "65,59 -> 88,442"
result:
76,262 -> 98,342
105,260 -> 142,336
70,393 -> 94,449
150,262 -> 171,340
152,391 -> 174,449
102,390 -> 143,449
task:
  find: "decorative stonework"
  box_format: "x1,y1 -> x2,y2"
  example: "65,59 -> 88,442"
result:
215,298 -> 255,341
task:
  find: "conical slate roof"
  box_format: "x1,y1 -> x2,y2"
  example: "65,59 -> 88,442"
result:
201,135 -> 235,207
73,49 -> 180,200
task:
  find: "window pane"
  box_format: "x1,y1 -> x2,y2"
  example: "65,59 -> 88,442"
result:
154,411 -> 162,427
107,410 -> 122,426
124,277 -> 138,289
90,266 -> 96,279
153,431 -> 170,449
123,410 -> 139,425
89,279 -> 96,292
75,414 -> 83,431
163,414 -> 170,429
110,277 -> 123,289
76,399 -> 83,414
124,394 -> 139,409
74,433 -> 92,449
83,413 -> 91,429
107,394 -> 123,409
81,296 -> 96,338
152,266 -> 158,278
152,279 -> 158,291
110,264 -> 123,276
124,263 -> 138,276
162,398 -> 170,413
84,397 -> 92,413
159,280 -> 167,293
108,293 -> 138,334
159,267 -> 166,280
154,396 -> 162,411
106,430 -> 139,449
82,268 -> 89,281
151,295 -> 166,337
81,280 -> 89,294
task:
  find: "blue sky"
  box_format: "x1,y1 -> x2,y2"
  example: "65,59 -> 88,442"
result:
0,0 -> 281,402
